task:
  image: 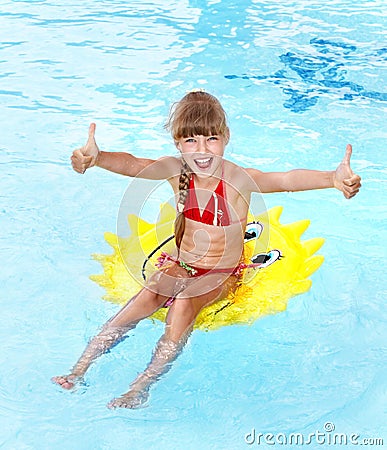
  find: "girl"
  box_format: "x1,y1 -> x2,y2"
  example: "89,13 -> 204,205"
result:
53,91 -> 361,408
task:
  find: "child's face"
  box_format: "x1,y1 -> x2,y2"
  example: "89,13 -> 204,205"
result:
175,134 -> 228,176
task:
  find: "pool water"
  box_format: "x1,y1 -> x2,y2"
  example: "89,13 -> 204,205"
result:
1,0 -> 386,449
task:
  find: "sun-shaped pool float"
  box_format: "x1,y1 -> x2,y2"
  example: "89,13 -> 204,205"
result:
91,203 -> 324,331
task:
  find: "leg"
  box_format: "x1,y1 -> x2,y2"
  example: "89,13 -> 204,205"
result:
108,273 -> 238,408
52,262 -> 188,390
52,285 -> 169,389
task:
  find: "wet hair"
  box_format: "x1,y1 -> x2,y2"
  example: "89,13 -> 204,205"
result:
165,91 -> 229,248
165,90 -> 229,141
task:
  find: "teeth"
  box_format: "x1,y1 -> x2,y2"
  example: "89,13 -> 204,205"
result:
196,157 -> 211,163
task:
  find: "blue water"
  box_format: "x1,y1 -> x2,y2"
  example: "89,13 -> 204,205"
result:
1,1 -> 386,449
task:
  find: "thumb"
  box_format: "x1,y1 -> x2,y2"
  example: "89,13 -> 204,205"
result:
342,144 -> 352,165
87,122 -> 96,145
83,123 -> 97,156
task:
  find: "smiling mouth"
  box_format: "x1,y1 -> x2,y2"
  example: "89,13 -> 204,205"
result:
194,156 -> 213,169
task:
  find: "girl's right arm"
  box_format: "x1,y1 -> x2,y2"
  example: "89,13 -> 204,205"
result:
71,123 -> 180,180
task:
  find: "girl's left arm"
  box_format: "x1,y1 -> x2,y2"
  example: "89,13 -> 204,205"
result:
246,144 -> 361,199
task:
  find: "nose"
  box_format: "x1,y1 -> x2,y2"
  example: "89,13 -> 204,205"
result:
197,136 -> 208,152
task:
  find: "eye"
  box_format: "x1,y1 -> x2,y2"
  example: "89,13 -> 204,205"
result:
184,137 -> 196,143
244,221 -> 263,242
208,136 -> 218,141
250,250 -> 282,268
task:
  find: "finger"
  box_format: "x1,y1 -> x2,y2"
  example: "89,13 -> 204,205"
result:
347,191 -> 358,199
72,150 -> 94,166
87,122 -> 96,144
72,148 -> 85,159
71,154 -> 81,166
71,158 -> 85,173
83,155 -> 93,164
343,190 -> 355,199
71,156 -> 89,173
343,144 -> 352,165
343,183 -> 359,193
346,186 -> 360,195
343,176 -> 360,187
72,164 -> 85,174
343,185 -> 360,197
343,186 -> 352,197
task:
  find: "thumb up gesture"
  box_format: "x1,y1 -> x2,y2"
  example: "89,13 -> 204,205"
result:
333,144 -> 361,199
71,123 -> 100,174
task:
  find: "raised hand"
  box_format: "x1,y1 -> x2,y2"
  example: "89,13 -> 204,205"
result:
333,144 -> 361,199
71,123 -> 100,174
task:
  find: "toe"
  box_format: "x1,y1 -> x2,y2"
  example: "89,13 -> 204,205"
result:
51,375 -> 76,390
107,391 -> 149,409
107,399 -> 119,409
62,381 -> 75,390
51,376 -> 65,385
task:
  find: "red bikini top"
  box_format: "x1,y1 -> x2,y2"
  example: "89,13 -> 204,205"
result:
183,175 -> 231,226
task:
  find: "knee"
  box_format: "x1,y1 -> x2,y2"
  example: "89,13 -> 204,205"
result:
131,287 -> 165,310
165,295 -> 198,340
170,294 -> 197,319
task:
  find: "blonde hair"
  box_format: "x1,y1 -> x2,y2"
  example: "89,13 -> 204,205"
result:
165,91 -> 229,248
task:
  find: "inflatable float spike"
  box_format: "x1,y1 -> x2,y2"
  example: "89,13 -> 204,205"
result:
103,231 -> 119,248
91,206 -> 325,330
302,237 -> 325,258
267,205 -> 283,224
281,219 -> 310,241
157,202 -> 176,224
300,255 -> 325,278
290,279 -> 313,296
127,214 -> 153,235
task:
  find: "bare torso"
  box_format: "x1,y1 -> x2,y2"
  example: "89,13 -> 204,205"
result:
178,218 -> 245,268
168,159 -> 254,269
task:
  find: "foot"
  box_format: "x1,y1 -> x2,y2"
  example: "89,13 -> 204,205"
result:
51,374 -> 83,390
107,389 -> 149,409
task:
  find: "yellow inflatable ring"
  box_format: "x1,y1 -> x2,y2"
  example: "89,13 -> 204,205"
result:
91,203 -> 324,331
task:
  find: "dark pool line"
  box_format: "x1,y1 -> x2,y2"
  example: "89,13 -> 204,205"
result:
225,39 -> 387,113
